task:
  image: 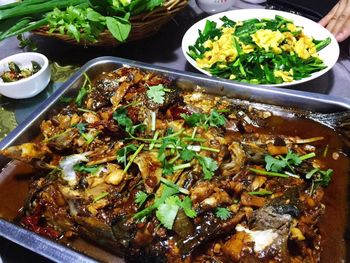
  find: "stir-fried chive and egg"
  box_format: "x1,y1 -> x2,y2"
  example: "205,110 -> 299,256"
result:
188,15 -> 331,84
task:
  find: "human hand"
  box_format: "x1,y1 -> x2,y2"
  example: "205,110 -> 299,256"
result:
319,0 -> 350,42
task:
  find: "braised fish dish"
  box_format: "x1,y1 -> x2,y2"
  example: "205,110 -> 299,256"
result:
1,67 -> 348,262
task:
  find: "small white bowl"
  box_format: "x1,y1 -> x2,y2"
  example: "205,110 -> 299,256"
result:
0,52 -> 50,99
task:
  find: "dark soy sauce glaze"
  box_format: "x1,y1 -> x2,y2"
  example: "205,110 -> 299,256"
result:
0,114 -> 348,262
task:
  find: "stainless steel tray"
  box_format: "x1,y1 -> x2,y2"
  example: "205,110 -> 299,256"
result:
0,56 -> 349,262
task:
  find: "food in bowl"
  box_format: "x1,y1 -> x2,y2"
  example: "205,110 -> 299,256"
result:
0,52 -> 50,99
187,15 -> 331,84
0,61 -> 41,83
1,67 -> 347,262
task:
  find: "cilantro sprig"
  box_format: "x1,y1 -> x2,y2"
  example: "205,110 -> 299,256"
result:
180,109 -> 227,128
133,183 -> 197,230
306,168 -> 333,195
73,163 -> 102,174
215,207 -> 231,220
196,155 -> 218,180
135,191 -> 149,207
146,84 -> 170,104
74,122 -> 98,144
113,106 -> 146,135
117,144 -> 138,167
75,73 -> 92,106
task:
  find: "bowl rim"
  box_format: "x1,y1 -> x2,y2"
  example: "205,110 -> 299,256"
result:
0,52 -> 49,87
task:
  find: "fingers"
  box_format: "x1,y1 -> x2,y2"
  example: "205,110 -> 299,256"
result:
319,2 -> 339,26
335,19 -> 350,41
327,0 -> 350,35
319,0 -> 350,42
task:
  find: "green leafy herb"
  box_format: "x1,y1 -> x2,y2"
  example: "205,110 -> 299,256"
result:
265,151 -> 303,173
47,7 -> 105,43
17,34 -> 37,50
117,144 -> 138,167
306,168 -> 333,186
162,160 -> 174,176
113,107 -> 133,129
197,155 -> 218,180
156,195 -> 180,230
208,109 -> 227,127
133,181 -> 195,230
133,184 -> 179,221
146,84 -> 167,104
75,73 -> 92,106
159,177 -> 189,195
155,195 -> 197,229
135,191 -> 149,207
73,163 -> 102,174
308,168 -> 333,195
180,148 -> 196,162
74,123 -> 97,144
215,207 -> 231,220
105,16 -> 131,42
181,109 -> 226,128
113,107 -> 145,135
180,196 -> 197,218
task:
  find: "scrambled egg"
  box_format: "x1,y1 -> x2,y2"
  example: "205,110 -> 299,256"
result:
195,19 -> 320,83
274,69 -> 294,82
251,29 -> 285,54
196,27 -> 238,68
294,35 -> 317,59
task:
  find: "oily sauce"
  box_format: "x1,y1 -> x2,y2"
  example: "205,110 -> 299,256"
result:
0,114 -> 348,262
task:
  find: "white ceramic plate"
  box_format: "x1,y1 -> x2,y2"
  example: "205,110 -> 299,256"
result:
182,9 -> 340,87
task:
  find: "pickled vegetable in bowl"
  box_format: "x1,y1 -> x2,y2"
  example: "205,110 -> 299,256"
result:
0,61 -> 41,83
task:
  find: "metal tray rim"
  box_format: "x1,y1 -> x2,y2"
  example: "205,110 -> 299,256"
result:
0,56 -> 349,262
1,56 -> 350,149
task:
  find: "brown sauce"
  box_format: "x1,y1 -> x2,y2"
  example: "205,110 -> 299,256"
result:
0,114 -> 348,262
